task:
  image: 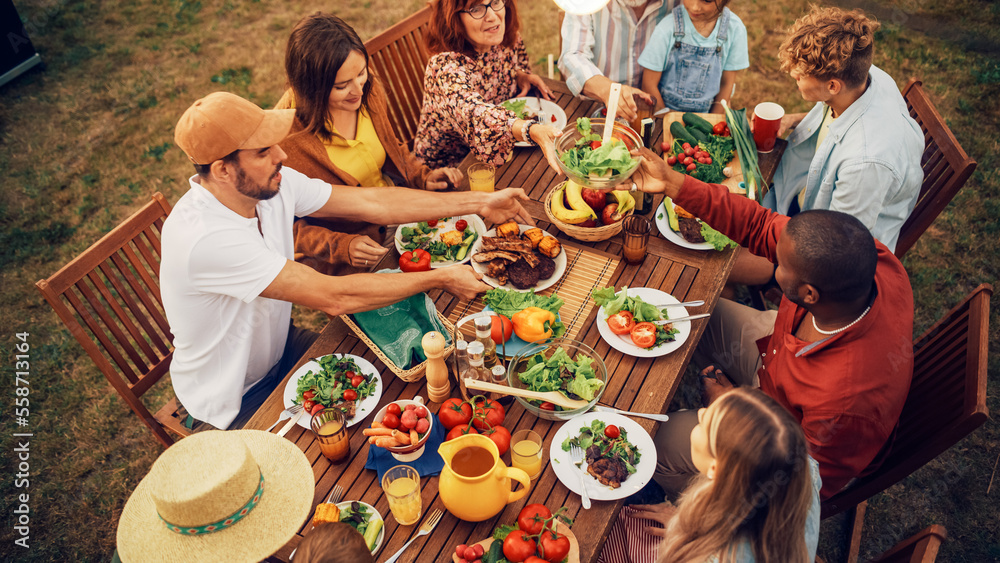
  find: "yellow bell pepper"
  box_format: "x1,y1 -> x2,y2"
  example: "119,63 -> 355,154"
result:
511,307 -> 556,342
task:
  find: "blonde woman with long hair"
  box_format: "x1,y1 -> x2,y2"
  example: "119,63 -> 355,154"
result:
636,388 -> 820,562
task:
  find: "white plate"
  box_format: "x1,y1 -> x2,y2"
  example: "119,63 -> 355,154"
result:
550,411 -> 657,501
595,287 -> 691,358
655,200 -> 715,251
282,354 -> 383,429
394,215 -> 487,268
470,225 -> 567,292
336,501 -> 385,554
483,305 -> 562,358
506,97 -> 567,147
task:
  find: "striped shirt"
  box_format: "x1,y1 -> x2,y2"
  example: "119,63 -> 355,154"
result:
559,0 -> 674,96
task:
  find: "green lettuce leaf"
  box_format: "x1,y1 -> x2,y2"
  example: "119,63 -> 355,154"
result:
701,223 -> 738,251
567,371 -> 603,401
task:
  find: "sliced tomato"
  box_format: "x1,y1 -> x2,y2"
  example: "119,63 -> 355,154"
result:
551,114 -> 558,123
540,402 -> 555,411
455,219 -> 468,232
606,311 -> 635,335
303,399 -> 316,412
303,390 -> 316,401
310,403 -> 325,415
590,140 -> 602,150
630,322 -> 657,348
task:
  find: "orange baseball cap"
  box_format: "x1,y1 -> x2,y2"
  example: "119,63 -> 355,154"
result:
174,92 -> 295,165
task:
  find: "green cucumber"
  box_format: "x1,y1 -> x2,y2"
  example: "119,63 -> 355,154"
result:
683,112 -> 714,135
687,126 -> 708,143
363,516 -> 383,550
454,232 -> 478,261
484,540 -> 505,563
669,122 -> 698,145
664,197 -> 680,232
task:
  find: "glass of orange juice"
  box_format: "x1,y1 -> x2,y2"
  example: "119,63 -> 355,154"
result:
382,465 -> 422,525
468,162 -> 495,193
311,408 -> 350,463
510,429 -> 543,481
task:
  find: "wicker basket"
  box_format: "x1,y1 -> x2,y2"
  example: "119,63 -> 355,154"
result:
543,181 -> 635,242
340,312 -> 455,383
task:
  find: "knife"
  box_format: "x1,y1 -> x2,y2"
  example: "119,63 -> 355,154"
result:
653,313 -> 711,325
593,405 -> 669,422
277,408 -> 307,437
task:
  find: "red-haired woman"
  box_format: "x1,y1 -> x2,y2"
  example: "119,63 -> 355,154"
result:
414,0 -> 563,171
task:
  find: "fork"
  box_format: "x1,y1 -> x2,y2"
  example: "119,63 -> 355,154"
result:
383,509 -> 443,563
265,404 -> 303,433
569,445 -> 592,509
324,484 -> 344,505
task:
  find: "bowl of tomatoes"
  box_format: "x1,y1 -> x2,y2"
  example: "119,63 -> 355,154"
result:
507,337 -> 607,421
369,398 -> 434,462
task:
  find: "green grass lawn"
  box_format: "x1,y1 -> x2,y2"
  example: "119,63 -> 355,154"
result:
1,0 -> 997,561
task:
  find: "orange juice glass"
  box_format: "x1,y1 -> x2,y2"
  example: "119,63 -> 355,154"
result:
382,465 -> 422,525
311,408 -> 350,464
468,162 -> 495,192
510,429 -> 543,481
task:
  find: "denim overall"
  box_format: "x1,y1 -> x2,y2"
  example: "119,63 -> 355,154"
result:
657,6 -> 731,113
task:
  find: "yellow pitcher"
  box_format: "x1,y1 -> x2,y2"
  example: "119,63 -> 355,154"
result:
438,434 -> 530,522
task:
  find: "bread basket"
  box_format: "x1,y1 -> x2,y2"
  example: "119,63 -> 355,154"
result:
544,181 -> 635,242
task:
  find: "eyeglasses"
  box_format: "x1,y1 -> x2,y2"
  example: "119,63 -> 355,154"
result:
461,0 -> 505,19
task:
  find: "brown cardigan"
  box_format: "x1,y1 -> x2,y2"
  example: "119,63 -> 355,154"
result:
275,81 -> 433,276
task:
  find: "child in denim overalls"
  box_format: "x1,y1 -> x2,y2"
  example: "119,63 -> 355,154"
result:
638,0 -> 749,114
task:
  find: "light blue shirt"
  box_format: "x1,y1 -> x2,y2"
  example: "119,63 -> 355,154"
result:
558,0 -> 673,96
638,5 -> 749,74
764,66 -> 924,252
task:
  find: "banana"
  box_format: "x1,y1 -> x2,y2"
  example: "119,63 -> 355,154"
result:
564,180 -> 597,217
550,185 -> 596,224
610,190 -> 635,216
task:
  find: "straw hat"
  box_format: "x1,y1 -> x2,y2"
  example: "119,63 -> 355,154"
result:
116,430 -> 313,563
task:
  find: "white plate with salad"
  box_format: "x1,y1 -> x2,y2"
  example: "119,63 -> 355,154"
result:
551,412 -> 656,501
394,215 -> 486,268
336,501 -> 385,554
283,354 -> 382,429
593,287 -> 691,358
503,97 -> 567,147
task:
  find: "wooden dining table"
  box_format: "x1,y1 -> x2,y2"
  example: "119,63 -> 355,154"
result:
245,79 -> 786,562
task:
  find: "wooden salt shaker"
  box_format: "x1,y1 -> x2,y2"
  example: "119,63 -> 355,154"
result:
422,331 -> 450,403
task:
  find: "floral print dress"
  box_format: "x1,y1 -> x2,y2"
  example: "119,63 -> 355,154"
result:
414,35 -> 532,169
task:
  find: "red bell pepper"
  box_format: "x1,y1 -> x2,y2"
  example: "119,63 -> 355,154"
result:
399,248 -> 432,272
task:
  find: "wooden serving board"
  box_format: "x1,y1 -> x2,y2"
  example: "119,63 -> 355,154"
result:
451,520 -> 580,563
661,112 -> 744,193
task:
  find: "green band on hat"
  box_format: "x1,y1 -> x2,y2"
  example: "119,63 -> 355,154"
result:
159,472 -> 265,535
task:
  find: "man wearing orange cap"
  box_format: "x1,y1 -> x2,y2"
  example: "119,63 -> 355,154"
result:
165,92 -> 534,430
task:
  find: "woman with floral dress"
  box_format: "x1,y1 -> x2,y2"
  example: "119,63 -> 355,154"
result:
414,0 -> 563,171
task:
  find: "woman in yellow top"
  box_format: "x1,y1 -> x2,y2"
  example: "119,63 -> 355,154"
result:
276,12 -> 462,275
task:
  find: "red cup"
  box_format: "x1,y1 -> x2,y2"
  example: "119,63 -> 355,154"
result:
752,102 -> 784,152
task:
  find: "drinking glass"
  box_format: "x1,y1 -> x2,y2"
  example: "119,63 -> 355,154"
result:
510,429 -> 543,481
468,162 -> 495,192
311,408 -> 350,464
621,215 -> 652,264
382,465 -> 422,525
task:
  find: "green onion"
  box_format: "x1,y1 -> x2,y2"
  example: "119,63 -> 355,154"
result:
721,100 -> 765,202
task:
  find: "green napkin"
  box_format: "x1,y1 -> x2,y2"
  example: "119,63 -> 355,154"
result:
350,291 -> 451,370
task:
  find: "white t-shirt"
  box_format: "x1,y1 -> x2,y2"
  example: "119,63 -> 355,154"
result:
161,168 -> 331,428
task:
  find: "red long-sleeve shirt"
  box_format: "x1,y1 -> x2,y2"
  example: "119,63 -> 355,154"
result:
675,176 -> 914,499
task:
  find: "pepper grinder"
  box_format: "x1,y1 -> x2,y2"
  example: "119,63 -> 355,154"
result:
421,331 -> 450,403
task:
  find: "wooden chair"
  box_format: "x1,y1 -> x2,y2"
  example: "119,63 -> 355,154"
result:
894,78 -> 977,259
820,284 -> 991,561
35,192 -> 187,448
867,525 -> 947,563
365,6 -> 432,149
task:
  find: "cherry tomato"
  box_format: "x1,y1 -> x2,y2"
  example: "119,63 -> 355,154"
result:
540,402 -> 555,411
712,121 -> 726,135
601,108 -> 608,116
303,399 -> 316,412
698,157 -> 708,164
491,315 -> 514,344
456,545 -> 469,558
387,403 -> 402,416
303,390 -> 316,401
684,146 -> 695,157
666,156 -> 677,166
660,141 -> 671,152
446,425 -> 478,441
539,531 -> 571,562
455,219 -> 469,232
482,425 -> 511,456
344,389 -> 358,401
604,424 -> 621,439
464,546 -> 477,560
502,531 -> 537,563
351,375 -> 365,387
606,311 -> 635,335
686,163 -> 697,172
472,398 -> 506,430
704,157 -> 712,164
589,140 -> 602,150
381,412 -> 400,429
345,370 -> 356,381
682,142 -> 691,150
427,219 -> 438,227
473,544 -> 485,558
683,157 -> 694,165
517,504 -> 553,535
439,398 -> 473,430
630,322 -> 657,348
525,558 -> 547,563
310,403 -> 325,415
